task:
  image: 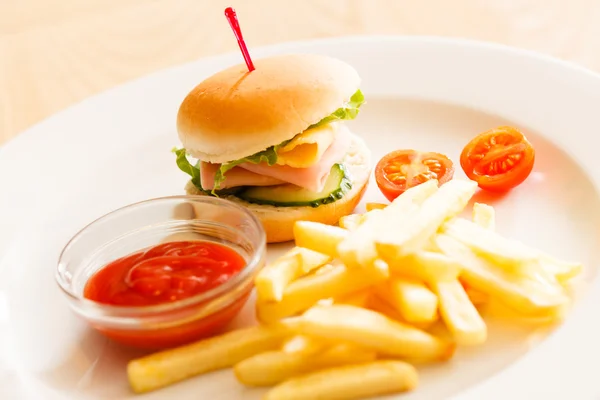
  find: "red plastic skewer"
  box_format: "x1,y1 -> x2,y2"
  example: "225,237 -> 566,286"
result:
224,7 -> 255,72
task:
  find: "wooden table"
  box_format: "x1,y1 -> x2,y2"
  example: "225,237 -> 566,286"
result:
2,0 -> 600,146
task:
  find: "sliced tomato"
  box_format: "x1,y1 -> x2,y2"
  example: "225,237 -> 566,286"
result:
460,126 -> 535,192
374,150 -> 455,201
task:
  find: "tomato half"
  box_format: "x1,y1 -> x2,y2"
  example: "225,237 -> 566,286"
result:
460,126 -> 535,192
374,150 -> 455,201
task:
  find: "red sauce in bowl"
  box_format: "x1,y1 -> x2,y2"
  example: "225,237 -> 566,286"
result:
84,241 -> 246,306
83,241 -> 249,349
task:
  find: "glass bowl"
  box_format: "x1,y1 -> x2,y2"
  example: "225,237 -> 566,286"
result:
56,195 -> 266,350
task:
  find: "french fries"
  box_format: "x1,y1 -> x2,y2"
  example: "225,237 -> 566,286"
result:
338,180 -> 439,268
295,304 -> 454,361
470,204 -> 582,283
334,289 -> 371,307
338,213 -> 365,231
235,343 -> 376,387
435,234 -> 569,317
368,290 -> 435,331
466,202 -> 494,307
388,251 -> 461,283
539,255 -> 583,284
255,246 -> 332,301
375,179 -> 478,260
281,335 -> 325,354
431,279 -> 487,345
463,283 -> 490,306
263,360 -> 418,400
374,278 -> 439,323
127,323 -> 292,393
472,202 -> 495,231
256,261 -> 389,323
294,221 -> 348,257
366,202 -> 388,211
442,217 -> 539,269
126,178 -> 583,400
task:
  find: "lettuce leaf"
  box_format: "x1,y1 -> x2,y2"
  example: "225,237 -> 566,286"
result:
175,89 -> 365,194
173,147 -> 202,189
308,89 -> 365,129
172,148 -> 242,196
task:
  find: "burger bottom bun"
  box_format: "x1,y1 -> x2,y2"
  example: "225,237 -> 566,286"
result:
184,133 -> 372,243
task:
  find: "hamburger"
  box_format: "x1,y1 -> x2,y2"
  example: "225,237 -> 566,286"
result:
173,54 -> 372,243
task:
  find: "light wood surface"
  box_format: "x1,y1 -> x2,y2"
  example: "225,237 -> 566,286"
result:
2,0 -> 600,145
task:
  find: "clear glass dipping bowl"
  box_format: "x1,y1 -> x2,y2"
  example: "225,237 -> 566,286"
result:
56,196 -> 266,350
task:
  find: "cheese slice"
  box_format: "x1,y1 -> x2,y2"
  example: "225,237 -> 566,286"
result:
275,122 -> 338,168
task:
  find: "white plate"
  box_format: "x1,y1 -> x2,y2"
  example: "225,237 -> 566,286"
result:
1,36 -> 600,400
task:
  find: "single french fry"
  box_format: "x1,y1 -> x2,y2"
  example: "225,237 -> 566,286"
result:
255,247 -> 332,302
235,343 -> 377,387
366,202 -> 388,211
367,290 -> 435,331
263,360 -> 418,400
339,214 -> 365,231
441,217 -> 538,269
256,261 -> 389,323
281,335 -> 326,354
469,208 -> 582,284
473,208 -> 583,285
296,247 -> 335,274
375,278 -> 438,323
469,203 -> 496,304
295,304 -> 454,361
435,234 -> 569,317
538,254 -> 583,284
388,251 -> 461,283
472,202 -> 496,231
446,218 -> 579,287
463,284 -> 490,306
294,221 -> 348,258
127,323 -> 292,393
338,180 -> 439,268
334,289 -> 372,307
431,279 -> 487,345
376,179 -> 478,260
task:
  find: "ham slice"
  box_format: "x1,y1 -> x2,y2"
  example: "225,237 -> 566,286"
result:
238,127 -> 352,192
200,162 -> 285,190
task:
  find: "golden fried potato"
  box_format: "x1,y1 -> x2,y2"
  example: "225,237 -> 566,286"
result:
366,202 -> 388,211
263,360 -> 418,400
376,179 -> 477,260
431,279 -> 487,345
294,221 -> 349,258
235,343 -> 376,386
472,202 -> 496,231
255,246 -> 332,302
295,304 -> 454,361
374,278 -> 438,323
127,323 -> 292,393
338,180 -> 439,268
339,214 -> 365,231
435,234 -> 569,318
388,251 -> 461,283
256,261 -> 389,323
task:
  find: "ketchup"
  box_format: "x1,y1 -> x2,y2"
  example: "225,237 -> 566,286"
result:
84,241 -> 246,307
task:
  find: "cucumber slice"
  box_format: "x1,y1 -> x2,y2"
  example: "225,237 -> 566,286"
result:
237,164 -> 352,208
